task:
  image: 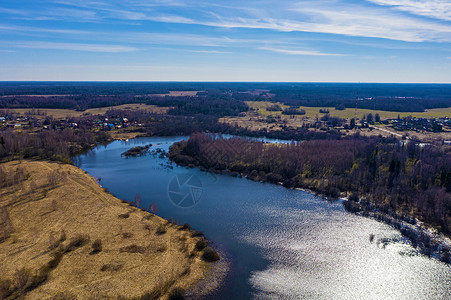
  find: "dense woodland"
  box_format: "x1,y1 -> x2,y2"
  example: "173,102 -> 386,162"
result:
271,83 -> 451,112
0,129 -> 111,163
1,82 -> 450,113
169,134 -> 451,236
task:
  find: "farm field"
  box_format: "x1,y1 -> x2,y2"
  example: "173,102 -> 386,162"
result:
246,101 -> 451,120
4,104 -> 169,119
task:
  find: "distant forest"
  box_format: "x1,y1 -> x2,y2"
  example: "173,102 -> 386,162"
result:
1,82 -> 450,113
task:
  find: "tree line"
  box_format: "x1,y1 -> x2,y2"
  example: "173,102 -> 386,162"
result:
169,134 -> 451,236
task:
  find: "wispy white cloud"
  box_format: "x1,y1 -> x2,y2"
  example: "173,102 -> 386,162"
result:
123,2 -> 451,42
0,41 -> 137,52
0,24 -> 91,35
259,46 -> 348,56
184,49 -> 231,54
3,1 -> 450,42
367,0 -> 451,21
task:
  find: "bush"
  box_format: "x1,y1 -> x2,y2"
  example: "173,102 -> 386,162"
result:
26,266 -> 50,291
119,244 -> 146,254
178,223 -> 191,231
48,247 -> 65,269
100,263 -> 123,272
155,224 -> 167,235
0,278 -> 12,299
118,213 -> 130,219
190,230 -> 204,238
91,239 -> 102,254
168,287 -> 185,300
15,268 -> 30,294
201,247 -> 220,262
65,234 -> 90,253
195,239 -> 208,251
122,232 -> 133,239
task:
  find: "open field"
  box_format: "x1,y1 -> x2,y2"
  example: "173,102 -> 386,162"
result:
246,101 -> 451,120
0,160 -> 214,299
151,91 -> 199,97
5,104 -> 169,119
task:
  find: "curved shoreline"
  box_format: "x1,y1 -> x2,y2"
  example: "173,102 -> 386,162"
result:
0,160 -> 227,299
175,161 -> 451,265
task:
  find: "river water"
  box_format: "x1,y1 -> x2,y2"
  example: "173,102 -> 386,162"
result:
76,136 -> 450,299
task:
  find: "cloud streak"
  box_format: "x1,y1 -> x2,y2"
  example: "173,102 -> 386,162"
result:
259,47 -> 348,56
367,0 -> 451,21
0,41 -> 137,52
2,1 -> 451,42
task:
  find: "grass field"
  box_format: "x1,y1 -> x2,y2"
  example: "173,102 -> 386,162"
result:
0,160 -> 216,299
6,103 -> 169,119
246,101 -> 451,120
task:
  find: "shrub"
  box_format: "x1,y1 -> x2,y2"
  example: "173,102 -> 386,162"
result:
65,234 -> 90,253
122,232 -> 133,239
118,213 -> 130,219
60,230 -> 66,242
91,239 -> 102,254
201,247 -> 220,262
100,263 -> 123,272
0,278 -> 12,299
178,223 -> 191,231
119,244 -> 146,254
156,245 -> 167,253
48,247 -> 64,269
195,239 -> 208,251
168,287 -> 185,300
15,268 -> 30,295
26,266 -> 50,291
155,224 -> 167,235
190,230 -> 204,238
48,232 -> 60,251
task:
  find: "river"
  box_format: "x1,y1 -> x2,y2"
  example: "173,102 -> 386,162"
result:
76,136 -> 450,299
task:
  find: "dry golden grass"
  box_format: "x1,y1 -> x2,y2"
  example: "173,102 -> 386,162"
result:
7,104 -> 169,119
0,161 -> 210,299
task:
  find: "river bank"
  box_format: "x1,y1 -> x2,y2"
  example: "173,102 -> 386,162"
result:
170,157 -> 451,265
0,160 -> 223,299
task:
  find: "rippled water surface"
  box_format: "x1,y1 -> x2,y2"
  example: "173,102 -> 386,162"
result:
76,137 -> 450,299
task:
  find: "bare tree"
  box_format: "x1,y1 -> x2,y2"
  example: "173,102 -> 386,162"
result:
134,194 -> 142,208
1,206 -> 13,242
149,202 -> 158,214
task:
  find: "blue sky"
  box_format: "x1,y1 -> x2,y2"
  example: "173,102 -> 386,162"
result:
0,0 -> 450,82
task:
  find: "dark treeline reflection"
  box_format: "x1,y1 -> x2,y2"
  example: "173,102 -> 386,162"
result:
170,134 -> 451,236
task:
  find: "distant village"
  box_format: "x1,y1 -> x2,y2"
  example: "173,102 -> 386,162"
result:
0,111 -> 138,131
1,109 -> 450,136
